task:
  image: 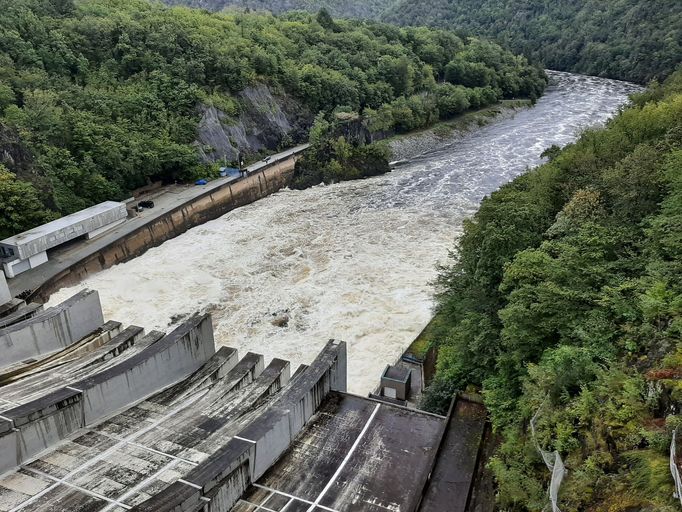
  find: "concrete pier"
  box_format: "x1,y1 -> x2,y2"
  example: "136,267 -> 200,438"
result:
0,290 -> 104,368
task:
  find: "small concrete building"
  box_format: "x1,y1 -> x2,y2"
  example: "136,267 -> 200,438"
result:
0,201 -> 127,278
0,274 -> 9,305
381,364 -> 412,401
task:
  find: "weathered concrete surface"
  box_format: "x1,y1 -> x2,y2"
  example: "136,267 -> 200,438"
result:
129,340 -> 347,512
0,316 -> 214,477
418,395 -> 487,512
234,393 -> 445,512
0,274 -> 9,304
72,314 -> 216,424
0,290 -> 103,368
0,303 -> 42,329
0,321 -> 123,405
8,145 -> 308,302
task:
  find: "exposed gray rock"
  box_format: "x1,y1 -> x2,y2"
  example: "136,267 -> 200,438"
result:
195,84 -> 311,163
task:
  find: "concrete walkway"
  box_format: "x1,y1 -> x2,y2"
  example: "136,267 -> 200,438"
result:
8,144 -> 309,297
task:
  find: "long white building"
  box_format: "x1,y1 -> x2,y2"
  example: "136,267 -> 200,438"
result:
0,201 -> 127,278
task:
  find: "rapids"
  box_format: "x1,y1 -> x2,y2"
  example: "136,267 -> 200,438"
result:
48,72 -> 641,394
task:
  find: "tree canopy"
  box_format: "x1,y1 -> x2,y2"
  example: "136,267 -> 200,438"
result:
0,0 -> 544,234
383,0 -> 682,84
423,67 -> 682,509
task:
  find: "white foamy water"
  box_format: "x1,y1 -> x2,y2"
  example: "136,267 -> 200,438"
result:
48,72 -> 640,394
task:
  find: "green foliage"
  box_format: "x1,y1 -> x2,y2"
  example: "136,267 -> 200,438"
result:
424,69 -> 682,509
164,0 -> 400,20
384,0 -> 681,84
0,0 -> 544,235
292,113 -> 391,188
0,164 -> 56,239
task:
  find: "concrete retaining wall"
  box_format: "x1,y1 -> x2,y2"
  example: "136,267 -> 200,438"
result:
0,315 -> 216,476
0,274 -> 9,304
0,290 -> 103,367
73,314 -> 215,423
34,157 -> 299,302
131,340 -> 347,512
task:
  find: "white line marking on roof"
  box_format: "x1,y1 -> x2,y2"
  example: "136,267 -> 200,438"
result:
253,484 -> 339,512
178,479 -> 202,490
233,435 -> 257,444
10,388 -> 209,511
241,498 -> 278,512
97,430 -> 200,467
20,466 -> 132,511
306,403 -> 381,512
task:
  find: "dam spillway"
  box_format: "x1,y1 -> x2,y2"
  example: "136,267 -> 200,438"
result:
46,72 -> 641,395
0,291 -> 486,512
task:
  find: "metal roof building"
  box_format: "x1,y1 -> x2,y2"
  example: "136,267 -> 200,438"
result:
0,202 -> 127,278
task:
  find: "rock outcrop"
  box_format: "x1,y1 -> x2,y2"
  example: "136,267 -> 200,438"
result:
195,84 -> 311,163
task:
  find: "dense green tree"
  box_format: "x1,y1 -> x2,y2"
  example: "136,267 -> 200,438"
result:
423,68 -> 682,509
383,0 -> 682,84
0,165 -> 56,239
0,0 -> 544,234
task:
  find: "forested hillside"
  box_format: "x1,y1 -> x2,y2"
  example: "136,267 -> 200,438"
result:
162,0 -> 397,20
0,0 -> 545,238
384,0 -> 682,84
424,68 -> 682,509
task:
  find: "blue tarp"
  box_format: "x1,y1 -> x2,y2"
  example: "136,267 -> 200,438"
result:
195,179 -> 208,186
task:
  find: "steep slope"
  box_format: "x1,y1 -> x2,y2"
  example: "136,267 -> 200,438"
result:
424,68 -> 682,509
384,0 -> 682,83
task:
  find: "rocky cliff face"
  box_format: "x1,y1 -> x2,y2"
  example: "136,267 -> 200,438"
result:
0,124 -> 32,178
195,84 -> 311,164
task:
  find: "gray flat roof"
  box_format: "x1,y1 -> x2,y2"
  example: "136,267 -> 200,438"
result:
235,393 -> 445,512
0,202 -> 125,248
383,365 -> 411,382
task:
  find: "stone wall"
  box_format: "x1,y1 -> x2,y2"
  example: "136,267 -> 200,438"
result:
34,157 -> 298,302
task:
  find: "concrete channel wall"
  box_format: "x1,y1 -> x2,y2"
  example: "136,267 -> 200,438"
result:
0,315 -> 216,475
0,274 -> 9,304
131,340 -> 347,512
0,290 -> 103,367
34,155 -> 301,302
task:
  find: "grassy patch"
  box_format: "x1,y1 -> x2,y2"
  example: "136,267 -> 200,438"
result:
407,312 -> 451,359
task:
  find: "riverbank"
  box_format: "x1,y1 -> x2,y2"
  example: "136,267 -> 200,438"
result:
384,99 -> 533,162
8,145 -> 308,301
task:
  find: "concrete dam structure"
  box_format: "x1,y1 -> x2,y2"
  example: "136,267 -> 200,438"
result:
0,292 -> 489,512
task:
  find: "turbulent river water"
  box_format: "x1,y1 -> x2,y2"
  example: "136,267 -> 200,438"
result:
48,72 -> 640,394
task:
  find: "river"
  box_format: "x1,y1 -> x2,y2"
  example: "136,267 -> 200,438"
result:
48,72 -> 640,394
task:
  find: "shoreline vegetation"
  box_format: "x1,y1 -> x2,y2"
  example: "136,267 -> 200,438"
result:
382,98 -> 531,162
421,68 -> 682,510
